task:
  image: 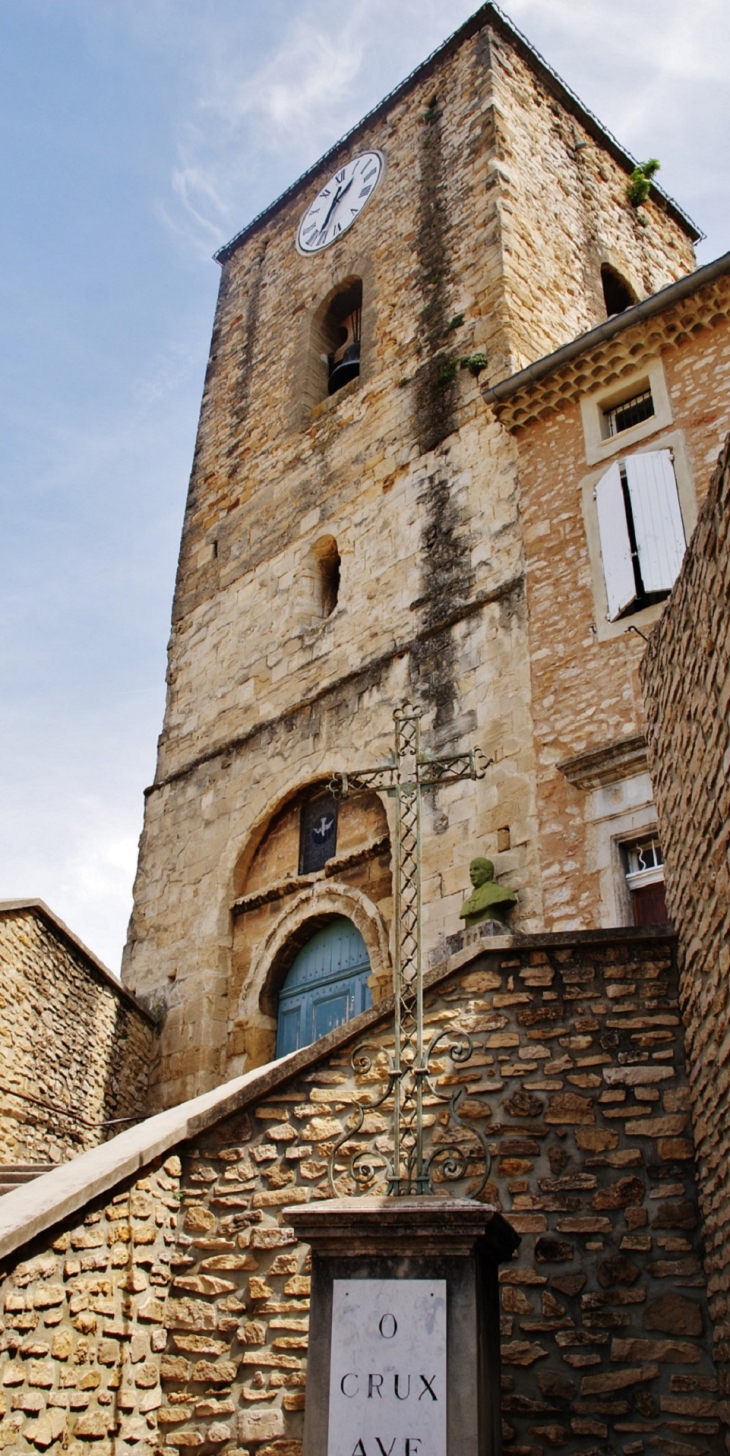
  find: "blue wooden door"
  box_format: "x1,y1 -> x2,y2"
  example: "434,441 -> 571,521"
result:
276,917 -> 372,1058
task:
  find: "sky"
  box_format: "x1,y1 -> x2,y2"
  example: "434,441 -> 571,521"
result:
1,0 -> 729,974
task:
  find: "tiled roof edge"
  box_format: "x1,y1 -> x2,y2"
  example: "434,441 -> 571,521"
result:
482,249 -> 730,409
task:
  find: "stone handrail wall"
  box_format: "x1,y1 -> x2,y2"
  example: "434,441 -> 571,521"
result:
641,434 -> 730,1408
0,932 -> 725,1455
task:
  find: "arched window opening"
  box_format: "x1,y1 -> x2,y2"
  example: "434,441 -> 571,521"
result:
313,279 -> 362,399
275,916 -> 372,1056
314,535 -> 341,617
601,264 -> 637,318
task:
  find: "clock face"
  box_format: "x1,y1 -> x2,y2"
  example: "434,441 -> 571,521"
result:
297,151 -> 384,254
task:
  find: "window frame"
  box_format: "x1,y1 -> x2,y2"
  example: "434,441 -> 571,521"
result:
580,358 -> 673,467
579,429 -> 697,641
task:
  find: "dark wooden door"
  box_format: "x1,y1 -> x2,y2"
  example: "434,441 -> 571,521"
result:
631,881 -> 669,925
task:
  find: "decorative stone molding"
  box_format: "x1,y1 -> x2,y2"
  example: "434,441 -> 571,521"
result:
230,837 -> 391,916
557,732 -> 649,790
483,265 -> 730,432
245,880 -> 393,1028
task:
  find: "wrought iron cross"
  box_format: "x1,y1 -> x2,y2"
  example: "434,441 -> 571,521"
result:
330,704 -> 489,1195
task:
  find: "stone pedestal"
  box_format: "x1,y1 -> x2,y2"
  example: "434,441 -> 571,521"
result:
286,1196 -> 520,1456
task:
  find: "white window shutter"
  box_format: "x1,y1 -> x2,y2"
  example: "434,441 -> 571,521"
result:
624,449 -> 686,593
595,460 -> 636,620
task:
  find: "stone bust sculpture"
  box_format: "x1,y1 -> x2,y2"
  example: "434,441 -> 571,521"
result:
459,857 -> 517,928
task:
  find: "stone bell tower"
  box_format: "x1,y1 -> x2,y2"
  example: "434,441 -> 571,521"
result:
122,4 -> 696,1109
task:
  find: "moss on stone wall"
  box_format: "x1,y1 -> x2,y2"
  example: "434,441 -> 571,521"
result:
413,99 -> 457,454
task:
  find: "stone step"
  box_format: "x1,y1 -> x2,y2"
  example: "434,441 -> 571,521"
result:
0,1164 -> 57,1196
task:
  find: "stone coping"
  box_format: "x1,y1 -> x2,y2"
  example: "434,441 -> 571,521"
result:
0,1056 -> 294,1265
0,925 -> 677,1265
0,899 -> 155,1023
287,1196 -> 521,1260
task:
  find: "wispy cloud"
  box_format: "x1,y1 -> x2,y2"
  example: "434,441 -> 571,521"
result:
150,0 -> 730,259
156,0 -> 477,254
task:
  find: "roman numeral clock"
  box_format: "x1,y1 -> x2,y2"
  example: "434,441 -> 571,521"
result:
297,151 -> 384,253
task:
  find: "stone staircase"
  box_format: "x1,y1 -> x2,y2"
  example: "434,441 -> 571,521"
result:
0,1163 -> 56,1197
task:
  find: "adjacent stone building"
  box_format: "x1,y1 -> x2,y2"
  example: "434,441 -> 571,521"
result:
0,902 -> 154,1170
640,435 -> 730,1411
484,254 -> 730,933
120,2 -> 702,1111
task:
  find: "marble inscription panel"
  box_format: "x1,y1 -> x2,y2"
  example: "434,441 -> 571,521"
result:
327,1279 -> 447,1456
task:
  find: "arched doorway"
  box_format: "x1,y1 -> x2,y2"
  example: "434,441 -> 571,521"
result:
275,916 -> 372,1057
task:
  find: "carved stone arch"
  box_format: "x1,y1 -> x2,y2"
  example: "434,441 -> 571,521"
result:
234,882 -> 392,1069
256,881 -> 391,1014
230,776 -> 334,900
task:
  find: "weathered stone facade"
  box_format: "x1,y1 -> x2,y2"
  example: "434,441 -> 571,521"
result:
1,931 -> 726,1456
640,435 -> 730,1412
0,903 -> 154,1167
486,265 -> 730,934
121,4 -> 699,1110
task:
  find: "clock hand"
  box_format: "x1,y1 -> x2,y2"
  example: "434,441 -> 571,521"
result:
333,176 -> 353,210
322,176 -> 354,233
321,186 -> 343,231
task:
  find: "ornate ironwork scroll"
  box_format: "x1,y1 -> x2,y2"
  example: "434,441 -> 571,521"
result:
329,704 -> 490,1197
327,1030 -> 492,1200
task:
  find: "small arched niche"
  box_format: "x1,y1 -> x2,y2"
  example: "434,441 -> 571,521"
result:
601,264 -> 637,318
314,535 -> 341,619
293,535 -> 341,631
306,277 -> 363,408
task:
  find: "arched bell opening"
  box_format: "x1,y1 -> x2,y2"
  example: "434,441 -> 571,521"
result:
307,277 -> 363,406
601,263 -> 637,318
262,914 -> 373,1058
325,281 -> 362,395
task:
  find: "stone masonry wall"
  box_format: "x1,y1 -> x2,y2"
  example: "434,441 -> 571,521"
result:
3,931 -> 726,1456
496,292 -> 730,933
489,26 -> 694,378
122,8 -> 696,1109
0,908 -> 154,1166
640,436 -> 730,1415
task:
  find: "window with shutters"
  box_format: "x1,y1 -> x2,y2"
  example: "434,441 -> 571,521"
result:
594,448 -> 687,621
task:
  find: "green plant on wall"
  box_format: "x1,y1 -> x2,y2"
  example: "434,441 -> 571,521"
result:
627,158 -> 660,208
460,352 -> 488,377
